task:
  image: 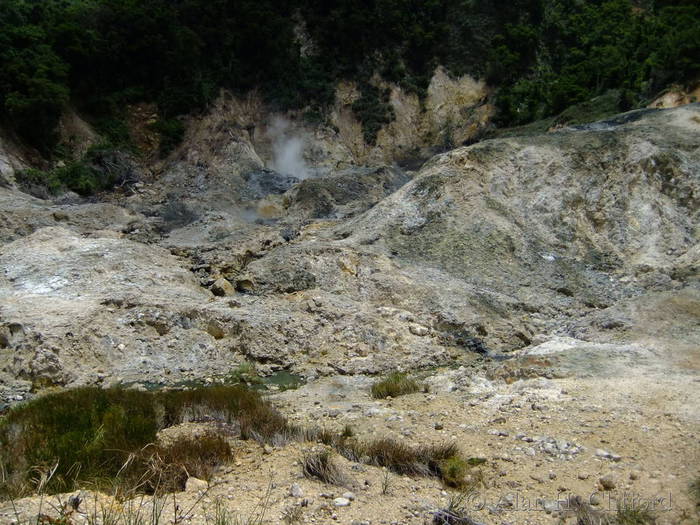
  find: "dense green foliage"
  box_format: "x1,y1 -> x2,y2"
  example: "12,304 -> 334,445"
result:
0,0 -> 698,153
15,144 -> 138,197
491,0 -> 700,124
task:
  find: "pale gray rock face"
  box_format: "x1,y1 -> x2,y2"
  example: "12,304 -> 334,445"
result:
1,105 -> 699,404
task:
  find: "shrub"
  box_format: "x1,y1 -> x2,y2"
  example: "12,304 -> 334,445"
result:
226,362 -> 263,387
14,168 -> 63,198
433,490 -> 481,525
371,373 -> 420,399
341,424 -> 354,438
141,434 -> 232,493
15,145 -> 139,198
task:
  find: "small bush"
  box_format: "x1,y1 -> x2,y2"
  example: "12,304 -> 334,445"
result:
282,505 -> 304,524
15,145 -> 138,198
301,450 -> 350,487
226,362 -> 263,387
371,373 -> 420,399
14,168 -> 63,198
566,495 -> 657,525
341,424 -> 354,438
439,457 -> 469,488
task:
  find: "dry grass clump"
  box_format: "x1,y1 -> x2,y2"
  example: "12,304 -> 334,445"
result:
566,495 -> 657,525
301,450 -> 350,487
334,436 -> 470,487
137,434 -> 232,493
371,372 -> 421,399
433,490 -> 484,525
282,504 -> 304,524
615,504 -> 657,525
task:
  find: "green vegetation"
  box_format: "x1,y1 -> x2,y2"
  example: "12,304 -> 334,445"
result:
309,427 -> 470,487
15,143 -> 137,197
225,361 -> 264,388
342,438 -> 462,481
1,0 -> 697,161
0,386 -> 282,497
371,372 -> 421,399
151,118 -> 186,157
489,0 -> 700,126
438,456 -> 469,488
352,83 -> 395,145
1,385 -> 472,500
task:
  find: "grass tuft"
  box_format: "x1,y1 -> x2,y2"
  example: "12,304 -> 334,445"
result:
433,490 -> 483,524
301,450 -> 350,487
371,373 -> 421,399
438,457 -> 469,488
615,503 -> 657,525
334,436 -> 467,487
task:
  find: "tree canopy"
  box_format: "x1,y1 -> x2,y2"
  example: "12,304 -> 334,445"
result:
0,0 -> 698,152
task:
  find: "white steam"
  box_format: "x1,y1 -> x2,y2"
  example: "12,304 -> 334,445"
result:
267,117 -> 311,179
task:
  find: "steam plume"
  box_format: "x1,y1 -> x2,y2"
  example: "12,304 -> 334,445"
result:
267,117 -> 310,179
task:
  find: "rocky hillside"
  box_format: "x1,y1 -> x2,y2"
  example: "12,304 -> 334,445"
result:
1,90 -> 699,524
1,103 -> 698,404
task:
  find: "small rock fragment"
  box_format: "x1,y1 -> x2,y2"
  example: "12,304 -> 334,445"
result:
211,278 -> 235,297
409,323 -> 429,336
185,477 -> 208,493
